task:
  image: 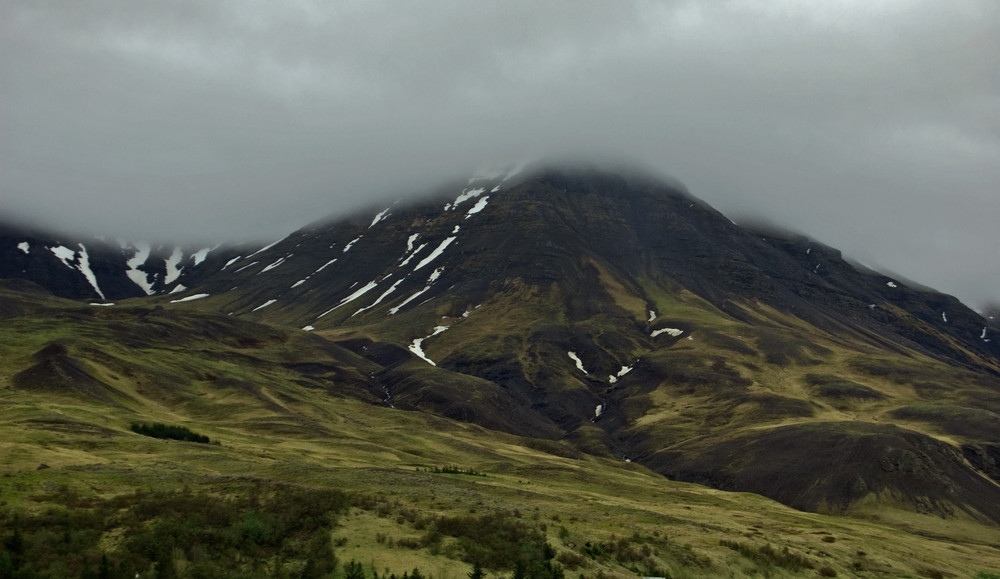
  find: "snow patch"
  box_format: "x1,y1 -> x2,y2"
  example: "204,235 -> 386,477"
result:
409,325 -> 449,366
49,245 -> 76,269
608,365 -> 633,384
89,302 -> 115,307
234,261 -> 259,273
647,310 -> 657,323
651,328 -> 684,338
302,325 -> 315,331
291,279 -> 307,288
399,243 -> 427,267
317,280 -> 380,318
406,233 -> 420,252
369,208 -> 391,228
465,196 -> 489,218
887,281 -> 898,288
982,327 -> 989,340
163,248 -> 184,285
314,258 -> 338,273
343,236 -> 362,253
17,242 -> 29,254
190,248 -> 210,266
260,256 -> 288,273
389,268 -> 444,315
594,405 -> 604,418
414,237 -> 457,270
452,188 -> 485,209
942,312 -> 948,323
252,299 -> 277,312
353,278 -> 405,316
568,352 -> 588,374
75,244 -> 105,299
222,255 -> 242,269
126,243 -> 154,295
245,238 -> 282,260
169,284 -> 187,294
170,293 -> 209,303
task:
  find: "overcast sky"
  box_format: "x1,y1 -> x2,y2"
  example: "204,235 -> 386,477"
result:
2,1 -> 997,308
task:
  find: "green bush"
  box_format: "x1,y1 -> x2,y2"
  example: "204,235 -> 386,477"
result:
130,422 -> 212,443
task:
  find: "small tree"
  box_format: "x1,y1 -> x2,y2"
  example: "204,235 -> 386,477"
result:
468,562 -> 486,579
345,560 -> 366,579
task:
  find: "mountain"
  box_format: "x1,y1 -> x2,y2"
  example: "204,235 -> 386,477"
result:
3,163 -> 1000,575
0,221 -> 247,301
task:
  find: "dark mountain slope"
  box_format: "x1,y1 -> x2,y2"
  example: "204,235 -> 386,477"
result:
0,222 -> 244,300
3,164 -> 999,526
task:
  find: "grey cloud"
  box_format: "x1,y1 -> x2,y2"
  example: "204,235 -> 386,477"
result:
1,0 -> 997,307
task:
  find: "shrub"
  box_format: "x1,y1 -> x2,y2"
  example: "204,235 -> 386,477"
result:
130,422 -> 212,444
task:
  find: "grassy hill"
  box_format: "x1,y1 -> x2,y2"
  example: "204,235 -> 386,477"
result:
2,283 -> 1000,577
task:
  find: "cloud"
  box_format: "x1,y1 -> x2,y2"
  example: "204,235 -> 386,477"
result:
1,0 -> 997,306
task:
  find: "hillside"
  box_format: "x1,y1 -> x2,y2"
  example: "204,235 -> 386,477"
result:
2,164 -> 1000,577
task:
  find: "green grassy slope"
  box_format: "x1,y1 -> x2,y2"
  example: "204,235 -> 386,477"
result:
2,284 -> 1000,577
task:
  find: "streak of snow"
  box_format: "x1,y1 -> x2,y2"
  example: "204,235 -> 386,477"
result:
982,327 -> 989,339
222,255 -> 242,269
234,261 -> 259,273
369,208 -> 391,228
245,238 -> 282,260
887,281 -> 898,288
89,302 -> 115,307
942,312 -> 948,323
414,237 -> 456,270
317,280 -> 379,318
452,188 -> 485,208
648,310 -> 656,323
170,293 -> 209,303
190,248 -> 210,266
353,278 -> 405,316
169,284 -> 187,294
291,279 -> 307,288
50,245 -> 76,269
595,405 -> 604,418
609,365 -> 633,384
126,243 -> 154,295
651,328 -> 683,338
409,325 -> 449,366
568,352 -> 588,374
252,299 -> 277,312
491,185 -> 501,193
462,310 -> 471,318
314,258 -> 338,273
806,248 -> 811,255
389,268 -> 443,315
407,233 -> 419,252
260,256 -> 287,273
17,242 -> 29,254
76,244 -> 106,299
343,236 -> 362,253
465,196 -> 489,218
302,325 -> 315,331
399,243 -> 426,267
163,248 -> 184,284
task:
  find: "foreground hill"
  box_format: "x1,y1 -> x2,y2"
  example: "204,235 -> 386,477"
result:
2,164 -> 1000,576
1,282 -> 999,577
